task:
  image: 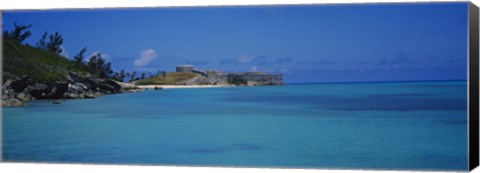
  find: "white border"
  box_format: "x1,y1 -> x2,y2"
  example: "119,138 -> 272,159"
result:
0,163 -> 463,173
0,0 -> 478,173
0,0 -> 471,10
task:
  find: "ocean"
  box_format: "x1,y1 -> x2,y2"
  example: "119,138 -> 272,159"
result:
1,81 -> 468,171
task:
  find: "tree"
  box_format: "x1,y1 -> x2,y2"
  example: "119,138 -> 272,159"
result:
87,54 -> 98,74
130,71 -> 137,82
140,73 -> 146,80
113,72 -> 120,81
112,69 -> 127,82
46,32 -> 63,54
36,32 -> 48,50
87,53 -> 111,78
119,70 -> 126,82
73,47 -> 87,65
4,23 -> 32,43
35,31 -> 64,54
102,62 -> 113,78
126,72 -> 131,82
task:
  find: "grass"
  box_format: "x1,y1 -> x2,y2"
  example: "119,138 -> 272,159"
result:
3,38 -> 91,83
136,72 -> 197,85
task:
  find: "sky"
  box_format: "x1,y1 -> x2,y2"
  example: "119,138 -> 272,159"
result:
2,2 -> 469,83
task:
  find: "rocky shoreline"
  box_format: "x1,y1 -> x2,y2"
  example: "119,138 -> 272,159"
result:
1,72 -> 143,107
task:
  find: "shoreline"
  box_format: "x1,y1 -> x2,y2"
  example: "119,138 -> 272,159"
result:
137,84 -> 232,89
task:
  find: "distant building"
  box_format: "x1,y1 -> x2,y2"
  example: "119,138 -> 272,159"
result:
176,65 -> 194,72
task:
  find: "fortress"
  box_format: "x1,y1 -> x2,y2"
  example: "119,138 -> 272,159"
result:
176,65 -> 194,72
175,65 -> 283,86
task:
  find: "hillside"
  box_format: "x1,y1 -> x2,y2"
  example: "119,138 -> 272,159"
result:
3,38 -> 90,82
135,72 -> 198,85
2,38 -> 139,107
135,69 -> 284,86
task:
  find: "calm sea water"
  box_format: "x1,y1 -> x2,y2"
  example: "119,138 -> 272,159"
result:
2,81 -> 468,170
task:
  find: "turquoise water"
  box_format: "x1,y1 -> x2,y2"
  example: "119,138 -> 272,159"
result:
2,81 -> 468,170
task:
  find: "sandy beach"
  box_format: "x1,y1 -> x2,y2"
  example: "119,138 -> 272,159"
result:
137,85 -> 232,89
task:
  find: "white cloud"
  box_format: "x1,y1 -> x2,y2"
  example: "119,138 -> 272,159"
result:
134,49 -> 158,67
238,53 -> 256,63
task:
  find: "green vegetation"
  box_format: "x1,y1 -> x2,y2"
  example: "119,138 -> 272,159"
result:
3,23 -> 31,44
3,38 -> 90,82
36,31 -> 64,54
111,69 -> 127,82
136,72 -> 197,85
87,53 -> 113,78
73,47 -> 87,65
3,23 -> 128,83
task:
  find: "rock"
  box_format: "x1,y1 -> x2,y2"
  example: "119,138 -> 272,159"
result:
64,82 -> 92,99
115,81 -> 141,92
97,79 -> 122,94
2,71 -> 144,107
68,82 -> 88,93
1,98 -> 27,107
27,83 -> 68,99
154,86 -> 163,90
2,81 -> 15,100
49,83 -> 68,99
106,79 -> 122,90
27,83 -> 48,99
2,75 -> 31,93
10,75 -> 31,92
2,93 -> 9,100
2,80 -> 13,92
83,76 -> 100,91
84,92 -> 98,99
64,93 -> 80,99
52,100 -> 63,104
81,77 -> 120,94
67,71 -> 83,83
16,89 -> 34,101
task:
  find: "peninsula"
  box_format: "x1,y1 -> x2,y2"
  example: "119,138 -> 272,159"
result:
1,23 -> 283,107
134,65 -> 284,88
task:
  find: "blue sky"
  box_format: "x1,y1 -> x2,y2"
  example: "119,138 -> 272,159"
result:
3,2 -> 469,83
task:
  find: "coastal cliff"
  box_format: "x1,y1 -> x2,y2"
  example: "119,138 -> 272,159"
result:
1,38 -> 141,107
2,72 -> 141,107
136,66 -> 284,86
178,72 -> 284,86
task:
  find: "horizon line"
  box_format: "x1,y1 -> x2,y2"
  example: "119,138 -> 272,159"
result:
285,79 -> 467,85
